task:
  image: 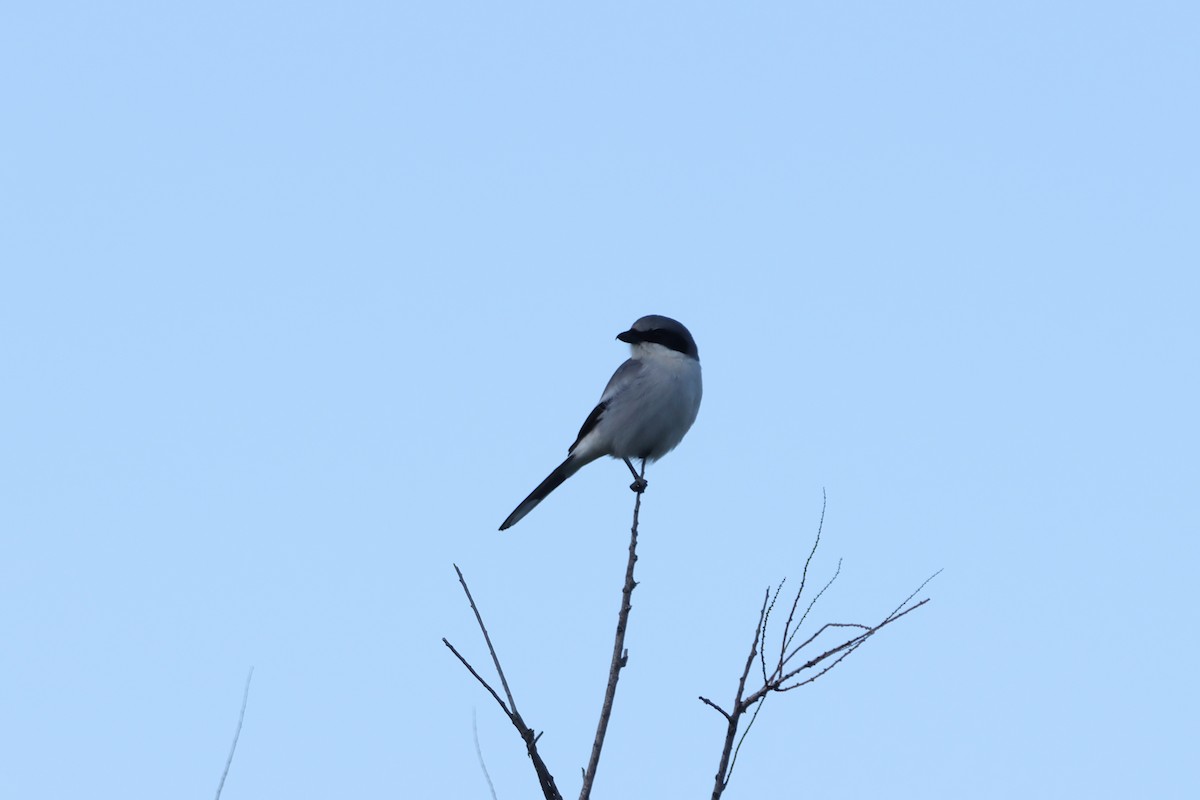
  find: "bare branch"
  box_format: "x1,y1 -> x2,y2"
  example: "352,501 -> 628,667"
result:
214,667 -> 254,800
782,489 -> 827,654
760,580 -> 786,687
737,590 -> 771,714
727,695 -> 765,786
698,696 -> 731,720
784,620 -> 871,666
786,557 -> 842,654
779,646 -> 860,691
798,489 -> 827,595
580,459 -> 646,800
454,563 -> 519,715
887,569 -> 944,618
444,567 -> 563,800
782,642 -> 868,690
473,708 -> 499,800
773,599 -> 931,696
442,638 -> 510,717
708,589 -> 770,798
705,498 -> 939,799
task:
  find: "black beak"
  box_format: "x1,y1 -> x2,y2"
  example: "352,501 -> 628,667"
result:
616,328 -> 640,344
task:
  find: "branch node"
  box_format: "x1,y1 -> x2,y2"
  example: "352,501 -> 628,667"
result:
445,570 -> 563,800
705,495 -> 936,800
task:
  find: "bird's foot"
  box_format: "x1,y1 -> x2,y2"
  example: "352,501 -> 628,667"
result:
623,457 -> 648,493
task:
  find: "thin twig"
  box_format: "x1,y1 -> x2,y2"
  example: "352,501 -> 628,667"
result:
727,693 -> 764,785
454,563 -> 518,714
698,696 -> 731,720
887,569 -> 944,619
784,620 -> 871,665
444,568 -> 563,800
579,459 -> 646,800
772,599 -> 930,696
473,708 -> 499,800
780,643 -> 863,691
443,638 -> 510,716
760,580 -> 786,686
707,497 -> 940,799
730,596 -> 774,785
214,667 -> 254,800
785,558 -> 842,656
781,489 -> 826,657
709,589 -> 769,799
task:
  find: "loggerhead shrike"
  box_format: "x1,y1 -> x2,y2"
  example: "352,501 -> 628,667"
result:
499,315 -> 702,530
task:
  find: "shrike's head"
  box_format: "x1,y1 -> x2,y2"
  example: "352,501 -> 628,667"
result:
617,315 -> 699,361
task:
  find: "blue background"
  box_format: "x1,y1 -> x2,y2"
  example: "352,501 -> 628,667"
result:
3,2 -> 1196,798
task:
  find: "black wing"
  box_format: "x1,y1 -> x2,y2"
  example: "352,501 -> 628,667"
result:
569,401 -> 606,454
568,358 -> 643,454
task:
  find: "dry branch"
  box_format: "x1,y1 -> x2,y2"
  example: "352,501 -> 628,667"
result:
444,461 -> 650,800
700,494 -> 939,799
443,565 -> 563,800
580,459 -> 646,800
214,667 -> 254,800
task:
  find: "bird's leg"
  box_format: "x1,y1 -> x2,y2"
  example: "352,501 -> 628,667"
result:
623,457 -> 648,494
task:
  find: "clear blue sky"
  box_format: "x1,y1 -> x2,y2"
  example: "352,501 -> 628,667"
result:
3,2 -> 1197,798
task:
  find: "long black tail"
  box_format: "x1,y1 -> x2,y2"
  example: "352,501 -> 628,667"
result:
499,456 -> 583,530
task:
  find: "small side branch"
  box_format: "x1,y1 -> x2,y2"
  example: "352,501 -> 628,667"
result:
579,459 -> 646,800
444,565 -> 563,800
473,708 -> 499,800
700,589 -> 769,796
214,667 -> 254,800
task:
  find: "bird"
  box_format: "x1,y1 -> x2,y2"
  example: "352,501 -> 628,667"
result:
499,314 -> 703,530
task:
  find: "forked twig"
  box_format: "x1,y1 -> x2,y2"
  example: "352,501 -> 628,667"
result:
443,566 -> 563,800
454,564 -> 518,713
700,498 -> 939,799
700,590 -> 769,793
